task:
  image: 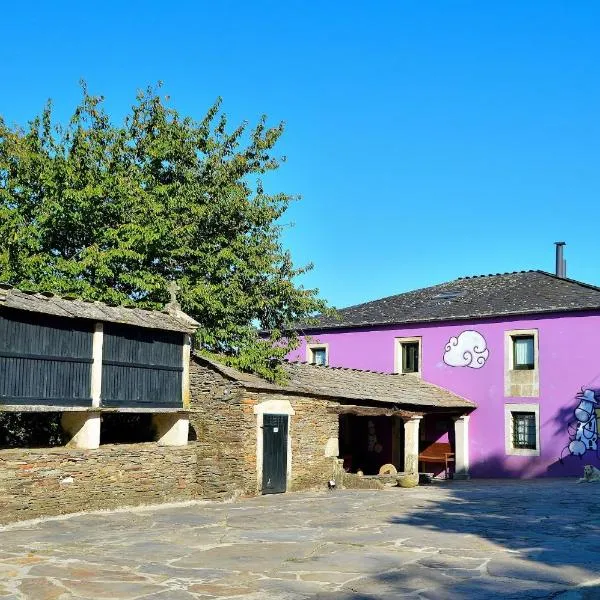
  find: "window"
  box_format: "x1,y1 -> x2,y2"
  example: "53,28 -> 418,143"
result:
504,329 -> 539,397
307,344 -> 328,366
512,335 -> 535,370
396,337 -> 422,375
402,342 -> 419,373
311,348 -> 327,366
512,412 -> 536,449
504,403 -> 540,456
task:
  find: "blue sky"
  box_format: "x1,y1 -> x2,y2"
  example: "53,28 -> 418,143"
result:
2,1 -> 599,309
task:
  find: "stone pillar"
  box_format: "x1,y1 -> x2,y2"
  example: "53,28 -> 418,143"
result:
324,437 -> 339,457
333,457 -> 345,487
62,412 -> 101,449
454,415 -> 470,480
404,416 -> 422,474
91,322 -> 104,408
182,334 -> 192,409
153,413 -> 189,446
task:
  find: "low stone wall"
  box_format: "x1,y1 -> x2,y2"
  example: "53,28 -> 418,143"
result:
0,443 -> 199,525
341,474 -> 392,490
0,360 -> 348,524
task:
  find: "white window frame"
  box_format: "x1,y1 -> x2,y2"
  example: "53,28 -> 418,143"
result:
394,337 -> 422,377
306,343 -> 329,366
504,403 -> 540,456
504,328 -> 540,397
506,329 -> 539,372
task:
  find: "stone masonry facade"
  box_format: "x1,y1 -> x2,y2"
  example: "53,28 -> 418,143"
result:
189,359 -> 339,493
0,443 -> 198,525
0,358 -> 341,524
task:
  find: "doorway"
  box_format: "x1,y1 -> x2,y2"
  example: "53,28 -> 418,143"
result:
262,413 -> 289,494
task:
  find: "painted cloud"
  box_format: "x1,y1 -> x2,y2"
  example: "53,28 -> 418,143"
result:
443,330 -> 489,369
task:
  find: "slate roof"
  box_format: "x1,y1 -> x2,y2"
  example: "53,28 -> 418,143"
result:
297,270 -> 600,331
196,356 -> 474,410
0,285 -> 199,334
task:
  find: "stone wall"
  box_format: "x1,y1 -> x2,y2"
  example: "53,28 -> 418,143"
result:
188,360 -> 257,496
0,443 -> 198,525
288,396 -> 338,490
0,359 -> 343,524
189,359 -> 340,494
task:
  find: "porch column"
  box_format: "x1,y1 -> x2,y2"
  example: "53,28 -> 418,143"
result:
91,322 -> 104,408
181,334 -> 192,409
62,412 -> 101,449
153,413 -> 189,446
454,415 -> 470,480
404,416 -> 422,474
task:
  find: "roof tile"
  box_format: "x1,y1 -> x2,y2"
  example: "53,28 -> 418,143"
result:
0,287 -> 199,333
195,356 -> 474,410
297,270 -> 600,330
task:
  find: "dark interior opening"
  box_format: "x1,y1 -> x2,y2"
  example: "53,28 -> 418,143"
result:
339,414 -> 400,475
100,413 -> 155,445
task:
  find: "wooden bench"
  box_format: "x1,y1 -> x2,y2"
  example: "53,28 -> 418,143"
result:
419,442 -> 455,479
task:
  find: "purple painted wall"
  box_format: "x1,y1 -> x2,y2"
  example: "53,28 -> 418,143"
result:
289,312 -> 600,478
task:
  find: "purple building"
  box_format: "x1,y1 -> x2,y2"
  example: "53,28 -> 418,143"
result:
289,265 -> 600,478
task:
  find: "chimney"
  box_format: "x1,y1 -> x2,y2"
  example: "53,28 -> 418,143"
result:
555,242 -> 566,278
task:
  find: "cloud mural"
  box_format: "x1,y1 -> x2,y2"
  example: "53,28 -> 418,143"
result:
443,330 -> 489,369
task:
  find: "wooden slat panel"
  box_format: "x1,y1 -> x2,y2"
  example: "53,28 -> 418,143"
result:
102,323 -> 182,367
101,364 -> 182,407
0,311 -> 93,406
0,309 -> 93,358
101,323 -> 183,407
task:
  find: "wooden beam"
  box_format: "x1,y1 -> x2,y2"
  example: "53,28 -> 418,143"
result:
327,404 -> 423,419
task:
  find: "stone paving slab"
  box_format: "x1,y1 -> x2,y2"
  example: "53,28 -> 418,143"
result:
1,480 -> 600,598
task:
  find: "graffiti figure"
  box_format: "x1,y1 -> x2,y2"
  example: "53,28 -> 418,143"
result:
562,388 -> 599,460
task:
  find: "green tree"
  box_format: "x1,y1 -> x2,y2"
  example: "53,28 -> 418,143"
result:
0,83 -> 327,380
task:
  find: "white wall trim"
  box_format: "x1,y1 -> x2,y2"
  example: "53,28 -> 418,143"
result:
504,402 -> 540,456
181,334 -> 192,408
453,415 -> 470,479
91,323 -> 104,408
505,329 -> 539,371
403,415 -> 422,473
254,399 -> 295,493
394,336 -> 422,377
504,328 -> 539,397
306,343 -> 329,365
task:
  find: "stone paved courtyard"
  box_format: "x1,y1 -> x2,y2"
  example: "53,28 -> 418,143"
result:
1,480 -> 599,599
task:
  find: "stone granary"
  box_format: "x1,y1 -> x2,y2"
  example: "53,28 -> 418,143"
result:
190,356 -> 474,494
0,284 -> 198,448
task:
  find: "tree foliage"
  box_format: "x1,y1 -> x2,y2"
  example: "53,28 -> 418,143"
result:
0,83 -> 327,380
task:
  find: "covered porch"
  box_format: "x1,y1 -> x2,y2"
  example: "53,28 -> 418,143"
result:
333,404 -> 471,479
273,360 -> 476,483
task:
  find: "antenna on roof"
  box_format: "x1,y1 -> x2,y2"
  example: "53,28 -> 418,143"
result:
554,242 -> 566,278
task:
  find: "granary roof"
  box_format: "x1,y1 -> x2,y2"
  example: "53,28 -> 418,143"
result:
0,285 -> 199,334
196,356 -> 474,411
295,270 -> 600,331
